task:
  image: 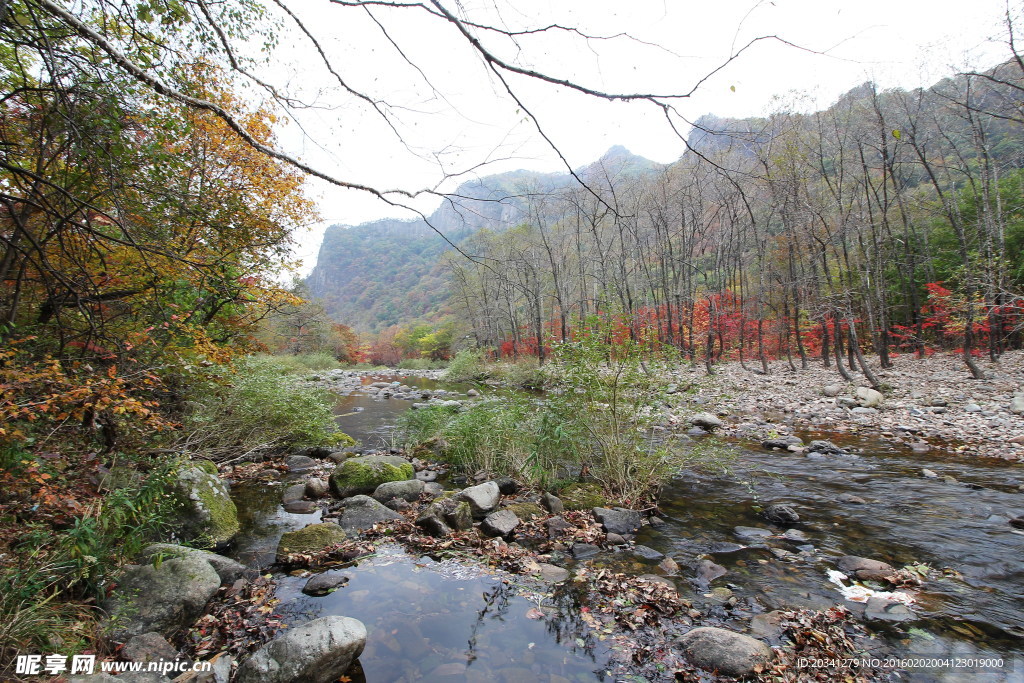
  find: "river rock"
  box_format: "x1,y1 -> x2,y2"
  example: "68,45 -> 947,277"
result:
558,483 -> 608,510
1010,393 -> 1024,414
855,387 -> 884,408
761,504 -> 800,524
922,468 -> 938,478
122,631 -> 182,665
762,436 -> 803,450
676,627 -> 772,677
837,555 -> 895,582
822,385 -> 842,397
282,484 -> 306,504
454,481 -> 501,517
863,596 -> 916,622
493,476 -> 520,495
338,495 -> 403,533
481,509 -> 520,537
285,455 -> 317,473
235,616 -> 366,683
695,559 -> 727,584
631,545 -> 665,562
733,526 -> 773,542
749,611 -> 788,640
329,455 -> 414,498
372,479 -> 424,503
592,507 -> 642,535
536,563 -> 569,583
546,516 -> 572,538
102,554 -> 220,642
304,478 -> 329,498
423,481 -> 444,497
807,439 -> 845,455
606,532 -> 626,545
414,505 -> 452,537
173,464 -> 239,548
837,493 -> 867,505
302,573 -> 350,596
138,543 -> 246,583
691,412 -> 724,431
540,492 -> 564,515
572,543 -> 601,559
276,523 -> 347,561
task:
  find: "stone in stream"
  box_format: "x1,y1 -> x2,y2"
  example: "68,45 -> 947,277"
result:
536,563 -> 569,583
281,483 -> 306,504
694,559 -> 727,584
571,543 -> 601,559
283,500 -> 318,514
304,478 -> 329,498
285,455 -> 317,473
235,616 -> 366,683
761,436 -> 803,450
733,526 -> 773,542
328,455 -> 414,498
454,481 -> 501,517
862,597 -> 916,622
836,556 -> 896,582
837,493 -> 867,505
806,439 -> 846,455
371,478 -> 424,503
592,507 -> 643,535
302,573 -> 350,596
605,532 -> 626,545
676,627 -> 772,677
690,412 -> 724,431
922,468 -> 939,478
276,523 -> 347,562
481,509 -> 520,538
631,545 -> 665,562
138,543 -> 247,583
338,495 -> 403,533
761,504 -> 800,525
101,554 -> 221,643
749,611 -> 789,640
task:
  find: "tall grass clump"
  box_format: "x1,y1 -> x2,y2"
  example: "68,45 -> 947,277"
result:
443,349 -> 488,382
179,355 -> 351,461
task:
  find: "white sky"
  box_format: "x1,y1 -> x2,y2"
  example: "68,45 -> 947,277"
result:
258,0 -> 1017,275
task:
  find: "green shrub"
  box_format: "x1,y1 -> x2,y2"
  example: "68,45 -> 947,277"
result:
179,355 -> 350,460
397,358 -> 445,370
444,350 -> 489,382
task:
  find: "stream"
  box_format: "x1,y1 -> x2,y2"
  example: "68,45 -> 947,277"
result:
227,373 -> 1024,682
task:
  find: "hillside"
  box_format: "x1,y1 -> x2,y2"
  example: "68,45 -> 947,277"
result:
306,147 -> 662,331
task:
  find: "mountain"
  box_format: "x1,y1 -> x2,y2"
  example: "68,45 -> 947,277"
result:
306,147 -> 662,331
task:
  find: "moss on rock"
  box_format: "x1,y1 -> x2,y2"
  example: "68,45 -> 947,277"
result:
173,466 -> 239,548
329,455 -> 414,498
505,502 -> 546,520
558,483 -> 609,511
276,523 -> 347,561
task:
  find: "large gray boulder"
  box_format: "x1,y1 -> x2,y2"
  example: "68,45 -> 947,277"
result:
338,495 -> 403,533
691,412 -> 724,431
173,465 -> 239,548
102,554 -> 220,643
329,455 -> 414,498
481,509 -> 520,538
372,479 -> 424,503
454,481 -> 501,518
138,543 -> 246,583
592,507 -> 642,535
677,627 -> 772,677
235,616 -> 366,683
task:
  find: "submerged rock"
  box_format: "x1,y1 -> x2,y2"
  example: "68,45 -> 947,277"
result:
761,504 -> 800,524
236,616 -> 366,683
677,627 -> 772,677
302,573 -> 350,596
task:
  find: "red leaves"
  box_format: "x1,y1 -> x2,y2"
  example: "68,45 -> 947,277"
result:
181,575 -> 282,659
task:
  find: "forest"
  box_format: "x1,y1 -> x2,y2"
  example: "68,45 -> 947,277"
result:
446,66 -> 1024,380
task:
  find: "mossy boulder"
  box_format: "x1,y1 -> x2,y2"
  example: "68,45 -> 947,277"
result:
329,455 -> 414,498
559,483 -> 609,511
276,523 -> 347,562
173,466 -> 239,548
505,502 -> 545,520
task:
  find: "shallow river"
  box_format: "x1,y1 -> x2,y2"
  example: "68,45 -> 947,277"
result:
228,374 -> 1024,682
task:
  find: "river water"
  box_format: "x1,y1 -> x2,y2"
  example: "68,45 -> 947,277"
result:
228,373 -> 1024,682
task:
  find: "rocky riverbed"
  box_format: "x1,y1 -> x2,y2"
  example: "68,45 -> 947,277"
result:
668,351 -> 1024,462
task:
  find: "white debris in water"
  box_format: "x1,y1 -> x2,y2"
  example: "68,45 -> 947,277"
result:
826,570 -> 916,605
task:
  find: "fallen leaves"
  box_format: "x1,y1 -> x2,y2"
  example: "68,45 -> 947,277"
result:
180,575 -> 282,659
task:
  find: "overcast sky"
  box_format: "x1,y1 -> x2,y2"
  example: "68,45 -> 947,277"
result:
262,0 -> 1016,275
